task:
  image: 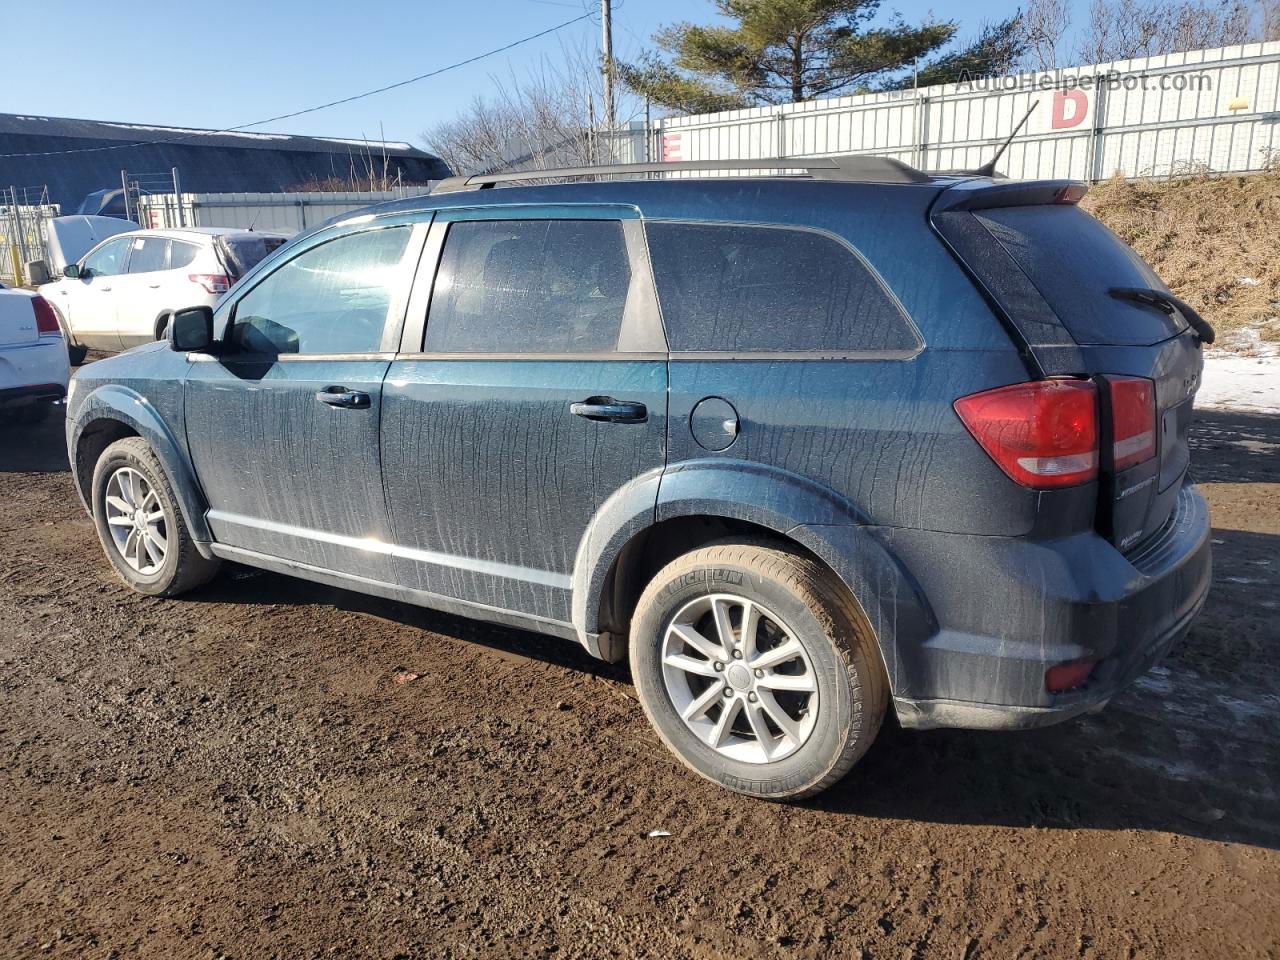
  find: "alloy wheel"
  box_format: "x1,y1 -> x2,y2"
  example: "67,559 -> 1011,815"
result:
103,466 -> 168,575
661,593 -> 819,764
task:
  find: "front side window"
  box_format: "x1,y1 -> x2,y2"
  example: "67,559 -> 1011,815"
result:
83,238 -> 130,277
425,219 -> 631,354
127,237 -> 170,274
228,226 -> 410,355
645,222 -> 918,354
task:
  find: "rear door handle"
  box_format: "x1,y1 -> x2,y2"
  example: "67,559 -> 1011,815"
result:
147,283 -> 161,289
569,396 -> 647,423
316,386 -> 371,409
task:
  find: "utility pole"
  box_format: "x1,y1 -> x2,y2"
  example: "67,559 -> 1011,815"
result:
601,0 -> 616,132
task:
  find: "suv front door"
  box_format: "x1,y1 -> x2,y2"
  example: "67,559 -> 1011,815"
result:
185,220 -> 428,579
380,210 -> 668,630
52,236 -> 132,350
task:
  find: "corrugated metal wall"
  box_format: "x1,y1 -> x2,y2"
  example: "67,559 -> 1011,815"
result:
650,41 -> 1280,180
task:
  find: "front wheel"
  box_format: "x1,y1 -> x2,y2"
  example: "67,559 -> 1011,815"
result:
91,437 -> 220,596
630,540 -> 888,800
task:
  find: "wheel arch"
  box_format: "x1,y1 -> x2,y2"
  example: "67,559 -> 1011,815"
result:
69,385 -> 213,551
572,461 -> 937,693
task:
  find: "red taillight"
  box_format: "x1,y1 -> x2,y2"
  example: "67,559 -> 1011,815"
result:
189,273 -> 231,295
1045,657 -> 1097,693
954,379 -> 1099,489
1105,376 -> 1156,471
31,295 -> 61,335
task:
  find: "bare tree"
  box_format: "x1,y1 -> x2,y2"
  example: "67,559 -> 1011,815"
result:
1260,0 -> 1280,38
1022,0 -> 1073,69
1168,0 -> 1254,47
1077,0 -> 1168,62
422,44 -> 645,177
1078,0 -> 1263,63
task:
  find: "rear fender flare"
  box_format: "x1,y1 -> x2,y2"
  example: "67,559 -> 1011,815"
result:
572,460 -> 936,690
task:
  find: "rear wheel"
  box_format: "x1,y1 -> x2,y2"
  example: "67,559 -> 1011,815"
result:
630,540 -> 887,800
91,437 -> 220,596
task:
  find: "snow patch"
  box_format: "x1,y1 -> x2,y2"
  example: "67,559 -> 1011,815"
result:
100,122 -> 290,142
1198,353 -> 1280,414
316,136 -> 415,151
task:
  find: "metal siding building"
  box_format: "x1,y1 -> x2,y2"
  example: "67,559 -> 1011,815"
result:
0,113 -> 450,213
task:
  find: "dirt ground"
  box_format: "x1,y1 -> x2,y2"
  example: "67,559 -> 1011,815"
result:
1,398 -> 1277,960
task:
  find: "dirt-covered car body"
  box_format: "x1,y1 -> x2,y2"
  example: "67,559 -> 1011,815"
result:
65,170 -> 1211,735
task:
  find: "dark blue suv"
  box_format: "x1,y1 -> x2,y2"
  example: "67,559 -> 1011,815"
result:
65,158 -> 1212,799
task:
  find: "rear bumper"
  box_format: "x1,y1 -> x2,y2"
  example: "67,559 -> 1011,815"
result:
0,338 -> 70,404
881,482 -> 1212,730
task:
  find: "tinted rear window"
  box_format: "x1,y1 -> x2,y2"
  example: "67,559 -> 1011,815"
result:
127,237 -> 169,273
425,219 -> 631,354
645,222 -> 918,354
217,235 -> 288,279
973,205 -> 1186,346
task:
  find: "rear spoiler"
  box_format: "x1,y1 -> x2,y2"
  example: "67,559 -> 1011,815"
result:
931,179 -> 1089,214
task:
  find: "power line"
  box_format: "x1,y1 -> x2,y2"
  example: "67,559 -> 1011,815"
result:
0,11 -> 595,160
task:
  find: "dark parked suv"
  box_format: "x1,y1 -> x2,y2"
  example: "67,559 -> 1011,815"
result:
66,157 -> 1212,799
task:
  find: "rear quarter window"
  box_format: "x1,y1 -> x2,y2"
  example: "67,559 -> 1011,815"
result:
973,205 -> 1186,346
169,241 -> 200,270
644,222 -> 919,354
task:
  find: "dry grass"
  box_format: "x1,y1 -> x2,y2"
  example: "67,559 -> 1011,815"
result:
1082,168 -> 1280,341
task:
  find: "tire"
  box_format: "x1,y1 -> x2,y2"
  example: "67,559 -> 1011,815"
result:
91,437 -> 221,597
630,540 -> 888,800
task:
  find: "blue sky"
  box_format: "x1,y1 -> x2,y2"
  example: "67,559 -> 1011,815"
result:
7,0 -> 1088,147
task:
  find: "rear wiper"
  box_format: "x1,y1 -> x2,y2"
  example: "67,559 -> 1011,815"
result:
1109,287 -> 1216,344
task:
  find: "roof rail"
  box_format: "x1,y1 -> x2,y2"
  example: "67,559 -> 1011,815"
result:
432,155 -> 934,193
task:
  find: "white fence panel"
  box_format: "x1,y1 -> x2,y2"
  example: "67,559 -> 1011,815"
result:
653,40 -> 1280,180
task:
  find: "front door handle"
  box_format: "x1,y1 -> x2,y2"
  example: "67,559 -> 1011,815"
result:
316,386 -> 371,409
569,396 -> 647,423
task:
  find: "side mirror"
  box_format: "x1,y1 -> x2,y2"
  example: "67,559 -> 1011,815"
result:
26,260 -> 51,285
63,264 -> 81,279
167,306 -> 216,353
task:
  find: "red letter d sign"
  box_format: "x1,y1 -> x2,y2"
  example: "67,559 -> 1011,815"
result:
1051,90 -> 1088,129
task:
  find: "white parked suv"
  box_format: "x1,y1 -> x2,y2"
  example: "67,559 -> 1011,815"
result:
0,284 -> 70,423
43,227 -> 288,356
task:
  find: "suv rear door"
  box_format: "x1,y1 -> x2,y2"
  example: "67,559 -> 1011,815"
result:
116,235 -> 171,345
380,208 -> 668,628
184,220 -> 428,578
932,182 -> 1205,552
